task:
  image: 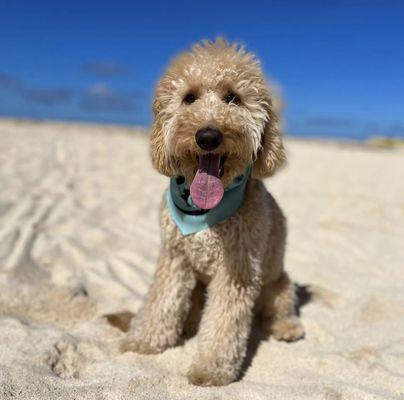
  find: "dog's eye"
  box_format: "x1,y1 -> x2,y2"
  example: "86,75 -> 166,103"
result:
183,93 -> 197,104
224,92 -> 241,105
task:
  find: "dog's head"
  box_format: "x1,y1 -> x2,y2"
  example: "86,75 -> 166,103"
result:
151,39 -> 285,209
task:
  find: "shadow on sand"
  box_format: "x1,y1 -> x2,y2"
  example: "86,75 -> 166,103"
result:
239,284 -> 313,380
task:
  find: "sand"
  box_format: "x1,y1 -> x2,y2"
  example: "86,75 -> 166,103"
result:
0,118 -> 403,399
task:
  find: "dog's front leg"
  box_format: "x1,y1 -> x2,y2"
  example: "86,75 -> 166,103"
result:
122,250 -> 195,354
187,267 -> 260,386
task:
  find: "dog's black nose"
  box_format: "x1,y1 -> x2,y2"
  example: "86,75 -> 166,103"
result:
195,127 -> 223,151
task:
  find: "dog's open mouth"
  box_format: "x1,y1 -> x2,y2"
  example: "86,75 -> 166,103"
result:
190,154 -> 227,210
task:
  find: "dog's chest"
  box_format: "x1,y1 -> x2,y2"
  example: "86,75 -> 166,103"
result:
160,181 -> 272,282
182,229 -> 225,280
162,198 -> 227,279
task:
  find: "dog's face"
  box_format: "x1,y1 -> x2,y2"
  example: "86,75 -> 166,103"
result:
151,39 -> 285,209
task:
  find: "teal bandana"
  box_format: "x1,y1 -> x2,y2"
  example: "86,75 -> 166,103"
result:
167,165 -> 252,235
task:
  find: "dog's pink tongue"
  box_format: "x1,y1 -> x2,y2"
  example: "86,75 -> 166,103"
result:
190,153 -> 224,210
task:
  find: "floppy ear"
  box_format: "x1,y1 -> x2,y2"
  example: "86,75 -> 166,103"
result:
252,91 -> 286,179
149,97 -> 177,177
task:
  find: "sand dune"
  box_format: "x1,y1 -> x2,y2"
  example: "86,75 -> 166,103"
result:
0,119 -> 403,399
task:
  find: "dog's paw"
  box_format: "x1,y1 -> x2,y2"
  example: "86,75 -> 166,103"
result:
187,360 -> 236,386
120,336 -> 166,355
269,316 -> 305,342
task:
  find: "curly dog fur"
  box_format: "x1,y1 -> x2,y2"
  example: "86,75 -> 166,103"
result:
122,39 -> 304,386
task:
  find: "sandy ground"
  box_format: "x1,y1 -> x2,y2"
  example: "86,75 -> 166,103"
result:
0,119 -> 403,400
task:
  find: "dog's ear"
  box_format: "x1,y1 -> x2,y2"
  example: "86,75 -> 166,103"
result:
252,89 -> 285,179
150,96 -> 177,177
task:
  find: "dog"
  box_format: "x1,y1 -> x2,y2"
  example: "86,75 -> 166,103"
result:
122,39 -> 304,386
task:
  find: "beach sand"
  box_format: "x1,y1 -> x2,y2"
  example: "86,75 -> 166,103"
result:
0,119 -> 403,399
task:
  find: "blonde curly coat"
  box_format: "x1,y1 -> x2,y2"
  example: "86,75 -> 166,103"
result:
123,39 -> 304,386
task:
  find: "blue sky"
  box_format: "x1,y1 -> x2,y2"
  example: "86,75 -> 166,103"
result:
0,0 -> 403,139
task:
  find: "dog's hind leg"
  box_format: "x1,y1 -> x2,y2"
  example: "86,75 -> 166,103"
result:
259,272 -> 304,342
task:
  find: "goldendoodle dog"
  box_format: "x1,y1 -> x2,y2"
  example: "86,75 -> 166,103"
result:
123,39 -> 304,386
